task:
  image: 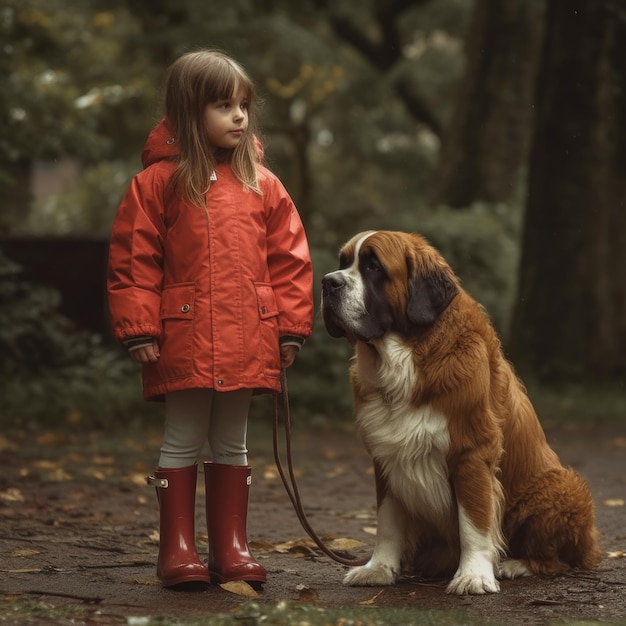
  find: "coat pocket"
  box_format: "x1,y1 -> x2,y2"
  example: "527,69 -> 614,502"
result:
160,283 -> 195,319
254,282 -> 280,377
152,282 -> 195,380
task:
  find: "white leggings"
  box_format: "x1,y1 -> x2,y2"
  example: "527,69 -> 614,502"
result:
159,388 -> 252,469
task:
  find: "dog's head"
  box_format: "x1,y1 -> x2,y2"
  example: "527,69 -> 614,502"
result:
321,231 -> 459,342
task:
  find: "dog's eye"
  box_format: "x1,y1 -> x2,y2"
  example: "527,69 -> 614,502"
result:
339,253 -> 350,270
365,257 -> 384,273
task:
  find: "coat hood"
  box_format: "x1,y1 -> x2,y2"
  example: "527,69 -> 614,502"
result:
140,118 -> 264,169
141,118 -> 178,168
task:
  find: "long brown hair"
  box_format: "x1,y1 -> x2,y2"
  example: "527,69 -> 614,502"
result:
163,49 -> 262,206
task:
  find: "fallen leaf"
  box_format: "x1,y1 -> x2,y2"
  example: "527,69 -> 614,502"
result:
263,465 -> 278,480
295,585 -> 319,601
607,550 -> 624,558
0,435 -> 17,452
36,432 -> 67,446
0,488 -> 25,503
274,536 -> 365,559
49,468 -> 73,482
603,499 -> 625,507
93,455 -> 115,465
65,452 -> 86,463
325,467 -> 346,479
323,448 -> 339,461
11,548 -> 40,557
33,460 -> 60,470
341,507 -> 376,521
87,470 -> 107,481
4,568 -> 44,574
360,589 -> 384,605
220,580 -> 258,597
130,472 -> 151,487
325,537 -> 366,551
66,410 -> 83,425
128,577 -> 160,586
275,538 -> 317,556
362,526 -> 377,536
249,539 -> 275,551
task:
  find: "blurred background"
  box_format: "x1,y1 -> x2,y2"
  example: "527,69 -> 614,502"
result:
1,0 -> 625,429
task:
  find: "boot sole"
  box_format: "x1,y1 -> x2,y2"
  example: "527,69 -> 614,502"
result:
161,575 -> 211,587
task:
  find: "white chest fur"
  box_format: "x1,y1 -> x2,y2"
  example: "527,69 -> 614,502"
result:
355,335 -> 453,524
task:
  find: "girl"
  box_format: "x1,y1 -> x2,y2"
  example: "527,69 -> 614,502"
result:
107,50 -> 314,588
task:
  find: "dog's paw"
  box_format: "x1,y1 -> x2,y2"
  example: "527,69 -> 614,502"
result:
446,570 -> 500,595
497,559 -> 532,579
343,563 -> 397,586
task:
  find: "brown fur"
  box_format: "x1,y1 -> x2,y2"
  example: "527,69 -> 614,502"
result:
332,231 -> 602,580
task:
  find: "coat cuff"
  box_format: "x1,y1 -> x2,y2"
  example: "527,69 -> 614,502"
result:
280,335 -> 305,351
123,336 -> 154,352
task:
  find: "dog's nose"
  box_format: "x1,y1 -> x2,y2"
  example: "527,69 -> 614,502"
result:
322,272 -> 345,291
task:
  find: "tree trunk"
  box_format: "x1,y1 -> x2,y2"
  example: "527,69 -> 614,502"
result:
509,0 -> 626,382
432,0 -> 545,207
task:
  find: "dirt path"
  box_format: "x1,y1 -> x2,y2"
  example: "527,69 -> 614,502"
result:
0,422 -> 624,625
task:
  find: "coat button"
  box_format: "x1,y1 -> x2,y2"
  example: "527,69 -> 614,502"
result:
217,379 -> 224,386
261,306 -> 267,314
181,304 -> 190,313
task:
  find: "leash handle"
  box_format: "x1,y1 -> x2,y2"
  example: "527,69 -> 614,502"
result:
272,369 -> 369,567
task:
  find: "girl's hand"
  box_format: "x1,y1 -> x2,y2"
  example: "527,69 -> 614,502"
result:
280,344 -> 298,369
129,340 -> 160,364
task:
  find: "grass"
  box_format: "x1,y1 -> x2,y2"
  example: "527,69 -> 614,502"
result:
3,598 -> 625,626
0,598 -> 500,625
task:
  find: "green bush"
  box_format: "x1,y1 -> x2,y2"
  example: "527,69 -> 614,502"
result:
272,245 -> 355,425
0,201 -> 524,428
0,250 -> 151,427
395,202 -> 522,339
289,206 -> 523,423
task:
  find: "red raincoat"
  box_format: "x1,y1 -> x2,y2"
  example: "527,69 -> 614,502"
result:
107,120 -> 314,400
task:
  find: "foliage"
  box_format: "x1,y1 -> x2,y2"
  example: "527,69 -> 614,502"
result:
27,160 -> 132,235
287,202 -> 523,421
406,202 -> 523,338
2,0 -> 584,419
0,0 -> 481,424
0,250 -> 151,426
2,0 -> 470,235
0,0 -> 157,231
283,247 -> 355,423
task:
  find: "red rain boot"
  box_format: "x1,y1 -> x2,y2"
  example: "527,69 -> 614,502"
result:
147,465 -> 211,587
204,462 -> 267,585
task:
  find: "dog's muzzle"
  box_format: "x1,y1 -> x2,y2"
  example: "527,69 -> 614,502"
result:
321,273 -> 349,338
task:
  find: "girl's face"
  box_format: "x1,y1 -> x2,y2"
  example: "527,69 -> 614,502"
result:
204,83 -> 249,151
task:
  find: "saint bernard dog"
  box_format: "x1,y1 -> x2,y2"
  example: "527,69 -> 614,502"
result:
321,230 -> 601,595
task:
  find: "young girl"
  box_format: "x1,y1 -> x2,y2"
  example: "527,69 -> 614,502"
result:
107,49 -> 314,589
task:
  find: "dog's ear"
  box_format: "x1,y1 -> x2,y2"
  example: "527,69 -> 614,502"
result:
407,267 -> 458,326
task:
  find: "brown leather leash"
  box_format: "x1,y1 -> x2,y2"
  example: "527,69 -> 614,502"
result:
272,369 -> 369,567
